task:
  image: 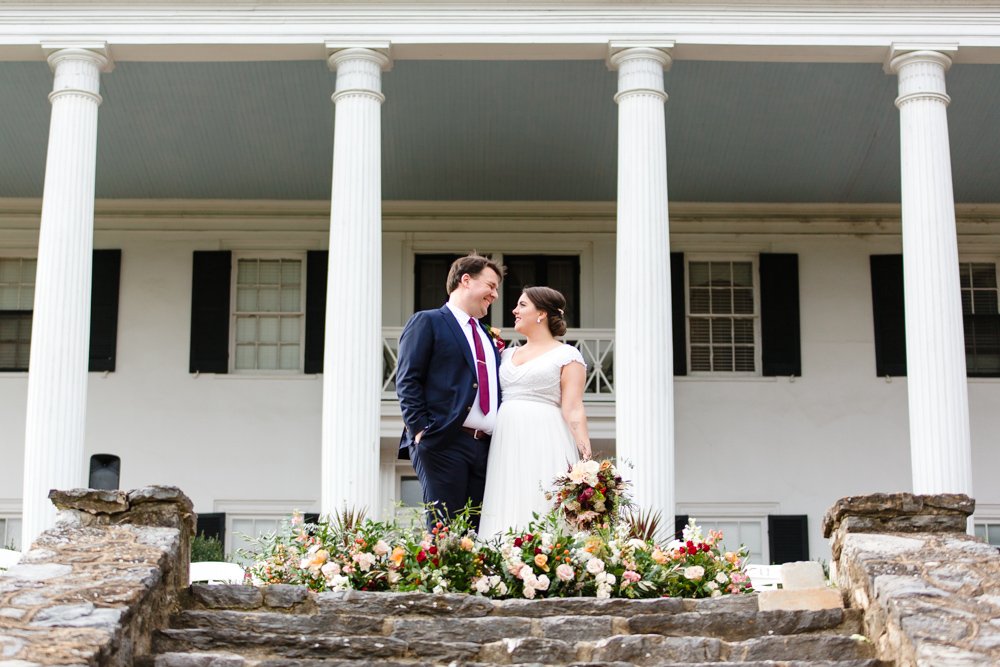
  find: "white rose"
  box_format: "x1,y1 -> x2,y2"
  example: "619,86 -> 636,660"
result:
711,589 -> 723,598
683,566 -> 705,581
522,585 -> 536,599
496,582 -> 508,596
706,581 -> 719,591
556,564 -> 575,582
474,576 -> 491,594
715,572 -> 729,584
586,558 -> 605,574
627,539 -> 648,551
329,574 -> 350,591
373,540 -> 390,556
321,562 -> 341,579
535,574 -> 550,591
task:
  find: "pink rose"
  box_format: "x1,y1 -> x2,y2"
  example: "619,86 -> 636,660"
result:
556,564 -> 575,582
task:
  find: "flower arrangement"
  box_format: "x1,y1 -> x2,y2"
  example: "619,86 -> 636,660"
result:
546,458 -> 630,532
239,470 -> 753,600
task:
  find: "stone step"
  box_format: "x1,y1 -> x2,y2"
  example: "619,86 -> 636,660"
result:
153,651 -> 889,667
170,607 -> 861,643
154,629 -> 876,664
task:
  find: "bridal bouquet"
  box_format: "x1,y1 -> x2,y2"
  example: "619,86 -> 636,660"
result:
547,458 -> 630,532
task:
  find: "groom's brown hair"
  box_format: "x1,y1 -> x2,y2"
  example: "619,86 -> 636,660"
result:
446,253 -> 506,294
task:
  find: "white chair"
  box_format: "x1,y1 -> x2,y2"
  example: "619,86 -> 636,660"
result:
189,560 -> 245,585
0,548 -> 22,570
745,563 -> 783,590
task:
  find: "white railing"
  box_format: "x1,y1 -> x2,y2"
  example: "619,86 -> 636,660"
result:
382,327 -> 615,400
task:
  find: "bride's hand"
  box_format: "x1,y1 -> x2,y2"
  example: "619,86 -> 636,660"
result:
578,442 -> 592,459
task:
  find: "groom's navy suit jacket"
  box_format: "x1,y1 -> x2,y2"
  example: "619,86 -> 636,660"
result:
396,305 -> 502,459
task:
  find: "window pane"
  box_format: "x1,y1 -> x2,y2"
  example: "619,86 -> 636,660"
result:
689,318 -> 710,344
235,317 -> 255,343
962,291 -> 973,315
713,346 -> 733,371
258,317 -> 279,343
0,286 -> 21,310
712,318 -> 732,344
19,286 -> 33,309
689,262 -> 710,287
971,263 -> 997,288
735,346 -> 755,372
734,319 -> 754,344
733,288 -> 754,314
975,524 -> 987,540
690,346 -> 710,371
258,260 -> 281,285
281,261 -> 301,284
400,477 -> 424,507
237,287 -> 256,312
710,262 -> 731,286
258,288 -> 279,312
279,344 -> 299,370
711,289 -> 733,314
237,259 -> 257,285
0,315 -> 16,339
689,288 -> 710,314
959,263 -> 971,289
732,262 -> 753,287
973,290 -> 998,315
235,344 -> 255,369
280,287 -> 300,312
0,342 -> 16,368
257,345 -> 278,369
414,255 -> 461,313
0,259 -> 18,283
280,317 -> 299,343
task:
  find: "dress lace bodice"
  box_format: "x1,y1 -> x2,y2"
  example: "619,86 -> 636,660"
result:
499,344 -> 587,407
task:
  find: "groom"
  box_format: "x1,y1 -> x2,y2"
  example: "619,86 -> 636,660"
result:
396,253 -> 505,531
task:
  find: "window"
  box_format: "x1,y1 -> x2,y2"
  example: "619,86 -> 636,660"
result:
229,515 -> 285,565
232,257 -> 304,372
960,262 -> 1000,377
414,254 -> 462,313
0,258 -> 35,372
975,522 -> 1000,547
0,516 -> 22,551
687,259 -> 758,373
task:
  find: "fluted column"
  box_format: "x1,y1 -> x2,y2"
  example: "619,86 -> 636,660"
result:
21,47 -> 109,547
321,47 -> 390,517
610,47 -> 675,523
888,49 -> 973,496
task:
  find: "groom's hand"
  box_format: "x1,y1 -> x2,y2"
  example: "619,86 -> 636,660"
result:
414,429 -> 425,444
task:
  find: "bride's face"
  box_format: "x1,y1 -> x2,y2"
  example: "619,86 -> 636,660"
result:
512,293 -> 542,333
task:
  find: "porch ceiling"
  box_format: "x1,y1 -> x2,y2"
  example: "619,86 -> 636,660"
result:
1,58 -> 999,203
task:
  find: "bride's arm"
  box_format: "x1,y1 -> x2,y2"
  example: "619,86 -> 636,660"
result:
560,361 -> 592,459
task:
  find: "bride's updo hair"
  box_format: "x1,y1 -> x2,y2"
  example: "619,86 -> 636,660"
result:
523,286 -> 568,337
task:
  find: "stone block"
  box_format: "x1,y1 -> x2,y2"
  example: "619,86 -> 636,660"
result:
191,584 -> 263,610
49,488 -> 129,515
780,561 -> 825,590
627,608 -> 844,641
262,584 -> 309,609
822,493 -> 974,538
590,635 -> 723,664
390,616 -> 532,643
405,640 -> 482,662
478,637 -> 577,664
756,587 -> 844,611
538,615 -> 614,642
492,596 -> 684,617
154,652 -> 246,667
727,633 -> 875,662
317,590 -> 493,617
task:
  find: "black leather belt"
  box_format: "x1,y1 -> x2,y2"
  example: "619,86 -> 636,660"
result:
459,426 -> 491,441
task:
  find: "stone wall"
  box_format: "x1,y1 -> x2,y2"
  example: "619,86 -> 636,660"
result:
0,486 -> 194,666
824,492 -> 1000,666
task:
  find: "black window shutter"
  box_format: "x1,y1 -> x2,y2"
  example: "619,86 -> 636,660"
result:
89,249 -> 121,372
196,512 -> 226,546
304,251 -> 328,374
673,513 -> 690,541
768,514 -> 809,564
759,253 -> 801,377
671,253 -> 687,376
870,255 -> 907,377
189,251 -> 231,374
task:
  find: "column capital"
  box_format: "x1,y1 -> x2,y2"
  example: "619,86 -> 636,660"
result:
610,45 -> 672,105
886,46 -> 956,109
325,42 -> 393,72
43,45 -> 111,106
884,44 -> 956,75
607,43 -> 674,72
42,42 -> 114,73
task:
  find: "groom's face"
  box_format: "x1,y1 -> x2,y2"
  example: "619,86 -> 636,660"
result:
460,267 -> 500,319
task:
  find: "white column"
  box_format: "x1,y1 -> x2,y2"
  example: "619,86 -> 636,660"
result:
888,49 -> 973,496
21,47 -> 109,548
610,47 -> 675,522
321,47 -> 390,517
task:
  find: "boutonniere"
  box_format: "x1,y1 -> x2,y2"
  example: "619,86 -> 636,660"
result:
487,326 -> 506,352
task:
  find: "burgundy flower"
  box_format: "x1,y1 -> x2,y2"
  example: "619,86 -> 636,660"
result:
416,549 -> 427,563
514,538 -> 523,548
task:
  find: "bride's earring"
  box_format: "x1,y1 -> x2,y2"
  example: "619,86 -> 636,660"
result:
536,317 -> 543,323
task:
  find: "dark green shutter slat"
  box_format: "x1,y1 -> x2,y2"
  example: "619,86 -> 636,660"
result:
760,254 -> 801,377
89,249 -> 121,372
196,512 -> 226,547
673,513 -> 690,541
189,251 -> 231,374
671,253 -> 686,376
870,255 -> 907,377
768,514 -> 809,564
304,251 -> 328,374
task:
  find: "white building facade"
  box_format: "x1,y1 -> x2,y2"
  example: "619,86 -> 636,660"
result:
1,1 -> 999,561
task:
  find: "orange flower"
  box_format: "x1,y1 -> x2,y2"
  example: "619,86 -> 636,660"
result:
390,546 -> 406,567
534,553 -> 550,572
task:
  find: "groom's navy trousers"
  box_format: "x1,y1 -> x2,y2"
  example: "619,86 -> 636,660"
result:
396,305 -> 501,530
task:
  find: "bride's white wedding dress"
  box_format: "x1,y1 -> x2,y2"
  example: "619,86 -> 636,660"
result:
478,343 -> 586,538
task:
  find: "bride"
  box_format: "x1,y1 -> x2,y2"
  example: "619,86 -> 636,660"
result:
478,286 -> 593,538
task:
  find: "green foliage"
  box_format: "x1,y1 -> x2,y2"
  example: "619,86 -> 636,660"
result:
191,532 -> 226,563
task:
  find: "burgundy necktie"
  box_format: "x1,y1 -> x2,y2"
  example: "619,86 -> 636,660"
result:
469,317 -> 490,414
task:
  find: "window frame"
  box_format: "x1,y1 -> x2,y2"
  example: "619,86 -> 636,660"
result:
228,251 -> 307,374
958,256 -> 1000,378
684,254 -> 762,377
676,501 -> 775,565
0,254 -> 36,373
